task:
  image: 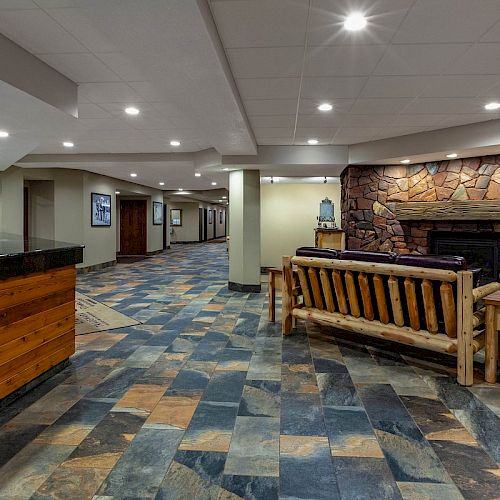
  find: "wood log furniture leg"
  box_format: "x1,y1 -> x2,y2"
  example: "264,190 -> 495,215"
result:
388,275 -> 404,327
344,270 -> 360,317
457,271 -> 474,386
404,277 -> 420,331
282,257 -> 293,335
485,303 -> 498,383
268,269 -> 276,322
373,274 -> 389,324
440,281 -> 457,338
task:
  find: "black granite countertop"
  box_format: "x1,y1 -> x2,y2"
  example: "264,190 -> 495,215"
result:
0,234 -> 84,280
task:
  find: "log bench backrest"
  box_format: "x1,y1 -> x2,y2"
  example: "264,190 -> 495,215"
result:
291,256 -> 459,337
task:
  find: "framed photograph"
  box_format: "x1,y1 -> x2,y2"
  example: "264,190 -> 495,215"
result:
170,208 -> 182,226
208,209 -> 213,224
153,201 -> 163,225
91,192 -> 111,227
219,211 -> 223,224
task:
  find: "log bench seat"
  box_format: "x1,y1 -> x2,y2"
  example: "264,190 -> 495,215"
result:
282,248 -> 500,386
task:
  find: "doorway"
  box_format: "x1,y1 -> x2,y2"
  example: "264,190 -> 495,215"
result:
203,208 -> 208,241
120,199 -> 147,255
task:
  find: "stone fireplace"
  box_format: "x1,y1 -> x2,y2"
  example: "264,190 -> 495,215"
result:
340,156 -> 500,280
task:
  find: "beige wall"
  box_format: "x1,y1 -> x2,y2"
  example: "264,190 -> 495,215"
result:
28,180 -> 55,240
169,202 -> 199,242
261,182 -> 341,268
0,166 -> 163,268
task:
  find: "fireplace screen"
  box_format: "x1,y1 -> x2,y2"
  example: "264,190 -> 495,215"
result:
430,232 -> 499,284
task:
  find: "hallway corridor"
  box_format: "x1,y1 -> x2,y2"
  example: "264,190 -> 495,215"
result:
0,243 -> 500,499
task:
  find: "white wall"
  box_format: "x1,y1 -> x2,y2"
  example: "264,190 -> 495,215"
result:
260,182 -> 341,268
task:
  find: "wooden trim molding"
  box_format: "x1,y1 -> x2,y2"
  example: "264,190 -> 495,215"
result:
394,200 -> 500,221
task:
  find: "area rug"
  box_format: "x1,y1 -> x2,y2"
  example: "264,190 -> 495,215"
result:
76,292 -> 140,335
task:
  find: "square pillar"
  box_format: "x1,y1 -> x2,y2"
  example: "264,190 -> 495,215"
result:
228,169 -> 261,292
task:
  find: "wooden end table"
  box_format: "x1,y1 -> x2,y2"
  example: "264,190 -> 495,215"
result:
483,290 -> 500,383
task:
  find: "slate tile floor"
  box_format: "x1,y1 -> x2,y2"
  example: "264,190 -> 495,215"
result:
1,243 -> 500,499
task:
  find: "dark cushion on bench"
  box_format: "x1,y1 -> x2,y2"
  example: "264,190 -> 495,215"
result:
296,247 -> 340,259
395,254 -> 467,271
339,250 -> 397,264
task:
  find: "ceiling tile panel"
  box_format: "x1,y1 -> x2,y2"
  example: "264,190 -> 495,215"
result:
38,53 -> 120,83
78,82 -> 146,103
360,76 -> 430,98
237,78 -> 301,100
226,47 -> 304,78
0,8 -> 86,53
245,99 -> 298,116
249,115 -> 296,128
420,75 -> 500,97
95,52 -> 146,81
393,0 -> 500,43
445,44 -> 500,75
350,98 -> 412,115
403,98 -> 485,115
210,0 -> 308,48
374,44 -> 470,75
305,45 -> 386,76
301,76 -> 367,99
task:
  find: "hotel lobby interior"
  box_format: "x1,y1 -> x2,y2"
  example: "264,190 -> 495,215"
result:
2,1 -> 500,499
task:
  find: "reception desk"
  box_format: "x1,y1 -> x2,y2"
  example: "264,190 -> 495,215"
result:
0,235 -> 83,403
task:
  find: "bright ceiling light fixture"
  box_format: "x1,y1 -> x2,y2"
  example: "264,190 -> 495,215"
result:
222,196 -> 227,199
0,130 -> 9,138
130,172 -> 137,177
344,12 -> 367,31
400,159 -> 410,164
115,191 -> 120,195
308,138 -> 319,145
318,103 -> 333,112
63,141 -> 74,148
485,102 -> 500,110
223,168 -> 229,171
159,182 -> 165,186
170,140 -> 181,147
446,153 -> 458,158
195,173 -> 201,177
211,182 -> 217,186
125,106 -> 140,116
178,188 -> 183,191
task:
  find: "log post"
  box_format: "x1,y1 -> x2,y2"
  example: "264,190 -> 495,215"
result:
404,277 -> 420,331
485,303 -> 498,383
457,271 -> 474,386
282,256 -> 293,336
440,281 -> 457,338
345,270 -> 360,317
422,279 -> 438,334
388,275 -> 404,327
373,274 -> 389,324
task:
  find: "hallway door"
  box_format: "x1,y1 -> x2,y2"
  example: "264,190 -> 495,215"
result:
120,199 -> 147,255
203,209 -> 208,241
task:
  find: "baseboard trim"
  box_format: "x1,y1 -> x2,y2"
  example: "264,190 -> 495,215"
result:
228,281 -> 261,293
146,249 -> 164,256
77,259 -> 116,274
171,241 -> 200,244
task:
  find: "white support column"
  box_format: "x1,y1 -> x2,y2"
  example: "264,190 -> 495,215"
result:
228,169 -> 261,292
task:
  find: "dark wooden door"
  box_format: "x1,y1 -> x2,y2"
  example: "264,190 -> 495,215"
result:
120,199 -> 147,255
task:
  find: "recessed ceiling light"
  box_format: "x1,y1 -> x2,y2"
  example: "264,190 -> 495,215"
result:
0,130 -> 9,138
318,103 -> 333,112
115,190 -> 120,195
125,106 -> 140,116
211,182 -> 217,186
222,196 -> 227,199
223,168 -> 229,171
170,140 -> 181,147
195,173 -> 201,177
130,173 -> 137,177
344,12 -> 367,31
63,141 -> 74,148
308,139 -> 319,145
400,159 -> 410,164
178,188 -> 183,191
159,182 -> 165,186
446,153 -> 458,158
485,102 -> 500,110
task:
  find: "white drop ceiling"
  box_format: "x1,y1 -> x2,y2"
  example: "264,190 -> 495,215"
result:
1,0 -> 500,188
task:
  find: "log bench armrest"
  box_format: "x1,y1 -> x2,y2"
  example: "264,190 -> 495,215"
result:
473,282 -> 500,303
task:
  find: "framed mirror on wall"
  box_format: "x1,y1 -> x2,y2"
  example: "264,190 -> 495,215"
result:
208,210 -> 213,224
170,208 -> 182,226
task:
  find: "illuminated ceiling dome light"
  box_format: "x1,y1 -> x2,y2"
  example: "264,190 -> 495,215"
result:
170,140 -> 181,146
485,102 -> 500,110
446,153 -> 458,158
125,106 -> 140,115
318,103 -> 333,112
400,159 -> 410,164
211,182 -> 217,186
0,130 -> 9,138
159,182 -> 165,186
195,172 -> 201,177
130,172 -> 138,177
307,138 -> 319,145
344,13 -> 367,31
63,141 -> 74,148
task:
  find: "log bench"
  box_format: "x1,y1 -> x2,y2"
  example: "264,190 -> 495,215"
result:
282,248 -> 500,386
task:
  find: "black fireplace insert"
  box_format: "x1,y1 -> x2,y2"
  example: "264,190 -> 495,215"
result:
430,231 -> 500,284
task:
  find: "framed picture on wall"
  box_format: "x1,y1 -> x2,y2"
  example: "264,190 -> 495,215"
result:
208,209 -> 213,224
153,201 -> 163,225
91,192 -> 111,227
170,208 -> 182,226
219,211 -> 223,224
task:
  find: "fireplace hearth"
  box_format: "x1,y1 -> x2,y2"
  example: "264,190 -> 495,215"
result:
430,231 -> 500,284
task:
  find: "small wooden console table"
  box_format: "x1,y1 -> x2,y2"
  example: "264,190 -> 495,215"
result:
484,291 -> 500,383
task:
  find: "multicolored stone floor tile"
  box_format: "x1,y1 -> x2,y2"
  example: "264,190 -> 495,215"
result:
1,242 -> 500,499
